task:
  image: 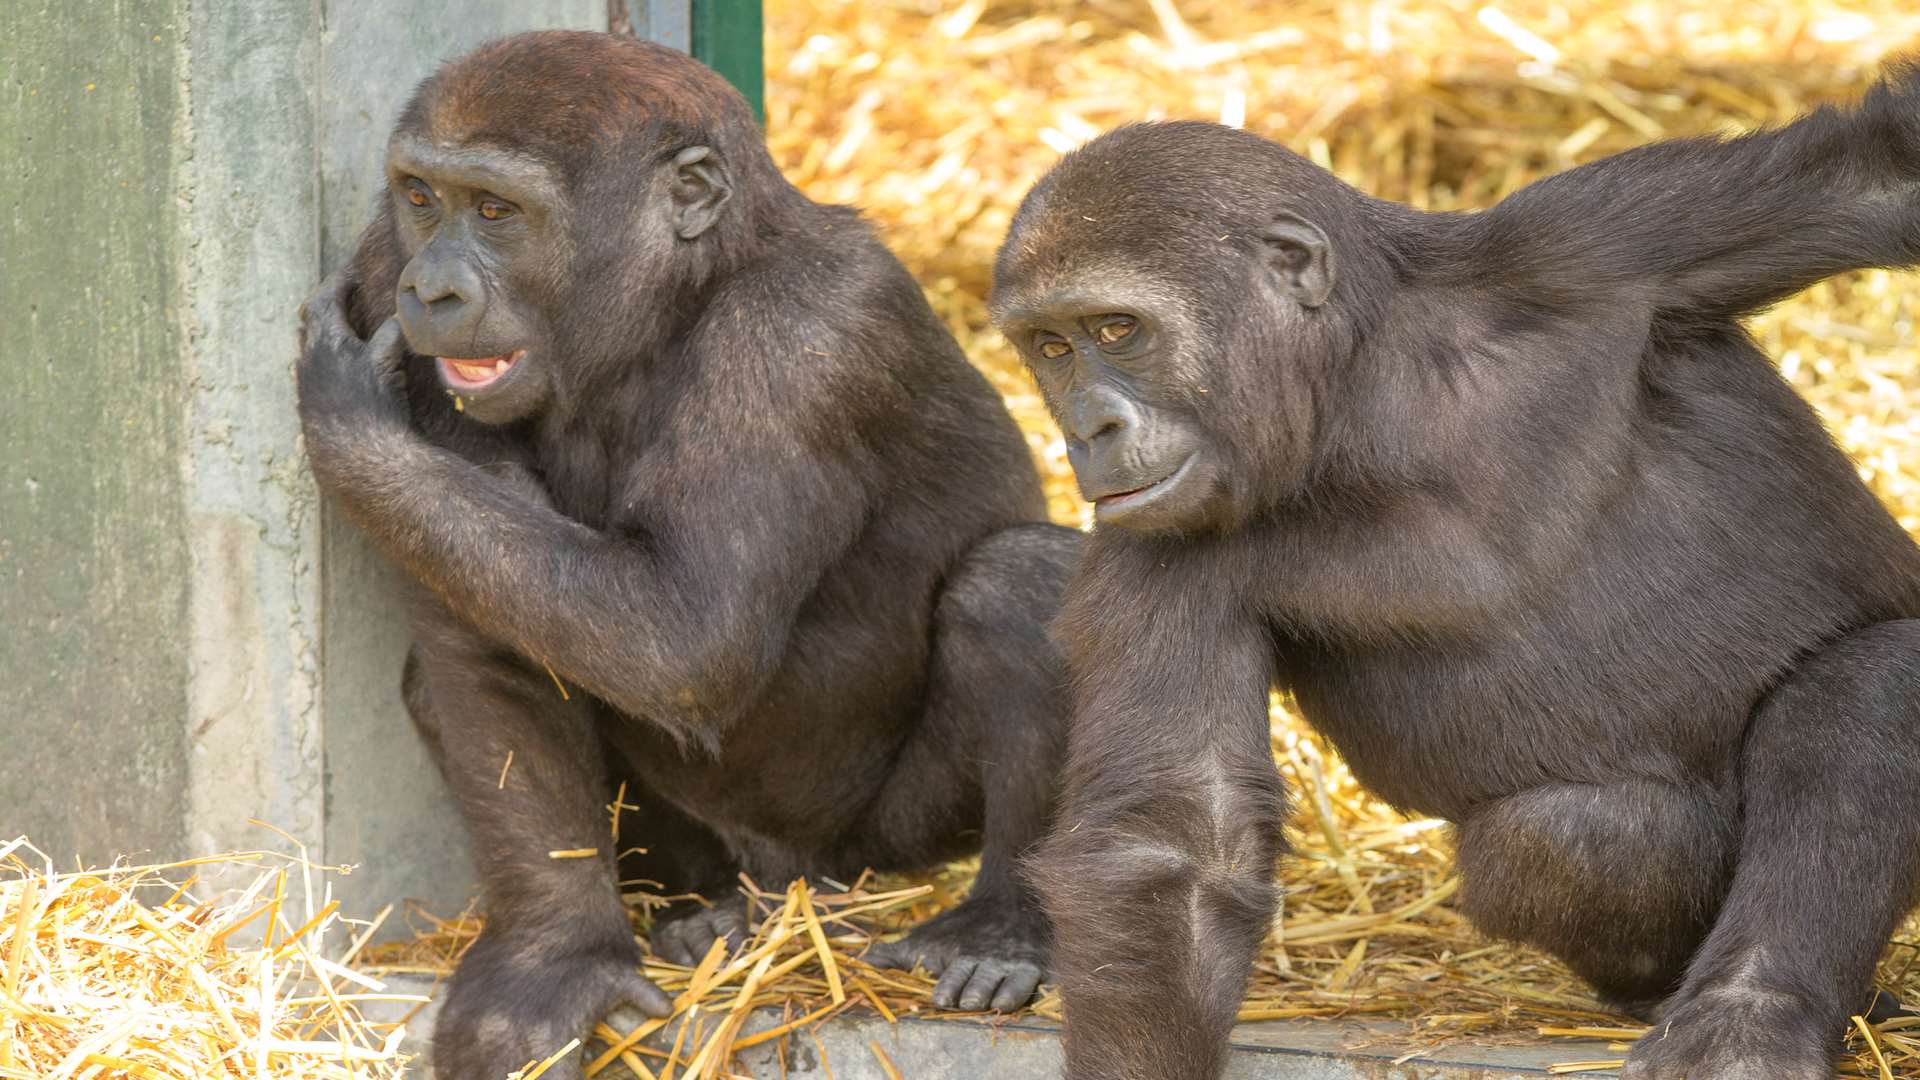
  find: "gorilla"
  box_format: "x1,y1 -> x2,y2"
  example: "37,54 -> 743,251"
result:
296,31 -> 1076,1079
992,66 -> 1920,1080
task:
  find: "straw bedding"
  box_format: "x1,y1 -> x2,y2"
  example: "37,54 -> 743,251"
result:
0,837 -> 413,1079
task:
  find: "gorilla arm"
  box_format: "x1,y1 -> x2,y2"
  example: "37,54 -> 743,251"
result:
296,274 -> 867,745
1033,537 -> 1286,1080
1471,64 -> 1920,320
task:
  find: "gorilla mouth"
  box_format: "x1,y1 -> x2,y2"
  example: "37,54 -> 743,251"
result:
437,350 -> 525,390
1095,456 -> 1196,512
1099,482 -> 1157,505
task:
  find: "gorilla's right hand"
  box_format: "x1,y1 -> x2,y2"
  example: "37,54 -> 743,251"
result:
430,929 -> 671,1080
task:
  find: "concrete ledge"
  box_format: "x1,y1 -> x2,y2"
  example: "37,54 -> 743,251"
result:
370,975 -> 1622,1078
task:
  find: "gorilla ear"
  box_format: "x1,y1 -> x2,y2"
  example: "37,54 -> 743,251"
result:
1262,213 -> 1335,308
670,146 -> 732,240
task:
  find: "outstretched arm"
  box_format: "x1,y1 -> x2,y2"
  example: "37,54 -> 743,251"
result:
1475,63 -> 1920,319
297,273 -> 867,747
1032,539 -> 1285,1080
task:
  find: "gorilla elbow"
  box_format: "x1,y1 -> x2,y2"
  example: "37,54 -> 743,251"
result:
633,615 -> 786,737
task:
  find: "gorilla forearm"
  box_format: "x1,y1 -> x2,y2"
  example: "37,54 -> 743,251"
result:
1477,65 -> 1920,316
308,425 -> 808,737
1040,572 -> 1285,1080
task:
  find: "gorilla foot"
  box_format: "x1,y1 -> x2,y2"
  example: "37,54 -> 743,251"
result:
649,895 -> 750,967
433,935 -> 671,1080
1621,984 -> 1837,1080
865,895 -> 1048,1012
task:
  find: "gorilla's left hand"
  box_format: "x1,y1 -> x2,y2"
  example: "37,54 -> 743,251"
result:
649,895 -> 751,968
296,269 -> 410,435
865,893 -> 1049,1012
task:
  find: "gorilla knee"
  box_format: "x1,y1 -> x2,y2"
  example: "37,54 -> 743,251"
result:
1456,780 -> 1731,1001
938,523 -> 1081,633
1035,777 -> 1283,995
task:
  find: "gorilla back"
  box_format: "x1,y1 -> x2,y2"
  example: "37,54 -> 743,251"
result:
295,32 -> 1075,1080
993,69 -> 1920,1080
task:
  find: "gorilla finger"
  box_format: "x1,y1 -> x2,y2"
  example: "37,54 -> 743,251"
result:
862,937 -> 908,969
669,935 -> 706,967
653,930 -> 694,967
990,966 -> 1042,1012
708,909 -> 748,953
367,318 -> 408,389
298,273 -> 350,331
313,267 -> 358,312
956,962 -> 1007,1012
298,298 -> 358,357
930,957 -> 980,1010
616,971 -> 675,1019
604,1003 -> 652,1034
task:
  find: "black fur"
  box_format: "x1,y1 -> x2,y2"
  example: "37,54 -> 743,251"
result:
992,65 -> 1920,1080
295,31 -> 1076,1080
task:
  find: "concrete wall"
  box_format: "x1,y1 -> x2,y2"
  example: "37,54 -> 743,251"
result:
2,0 -> 195,867
1,0 -> 615,919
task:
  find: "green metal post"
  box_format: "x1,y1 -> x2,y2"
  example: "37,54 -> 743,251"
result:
692,0 -> 764,122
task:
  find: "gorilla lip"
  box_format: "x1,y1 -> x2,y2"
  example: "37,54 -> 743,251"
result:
437,350 -> 525,391
1095,456 -> 1195,511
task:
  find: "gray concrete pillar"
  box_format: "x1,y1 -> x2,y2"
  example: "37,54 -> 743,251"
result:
2,0 -> 606,922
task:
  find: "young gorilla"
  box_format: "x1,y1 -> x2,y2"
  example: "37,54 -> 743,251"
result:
296,32 -> 1076,1079
992,69 -> 1920,1080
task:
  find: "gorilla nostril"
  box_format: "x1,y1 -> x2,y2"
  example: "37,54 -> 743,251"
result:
1088,416 -> 1127,443
411,283 -> 461,309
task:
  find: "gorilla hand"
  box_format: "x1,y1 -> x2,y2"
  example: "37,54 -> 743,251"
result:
649,895 -> 751,967
296,269 -> 410,435
431,930 -> 672,1080
866,891 -> 1049,1012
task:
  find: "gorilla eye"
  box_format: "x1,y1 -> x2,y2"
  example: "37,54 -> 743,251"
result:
478,199 -> 516,221
404,182 -> 431,208
1037,339 -> 1072,360
1095,317 -> 1137,345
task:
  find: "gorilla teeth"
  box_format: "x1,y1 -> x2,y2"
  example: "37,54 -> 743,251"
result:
444,356 -> 513,385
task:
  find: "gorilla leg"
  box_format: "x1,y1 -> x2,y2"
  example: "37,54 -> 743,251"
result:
403,604 -> 671,1080
1455,780 -> 1734,1017
1624,620 -> 1920,1080
861,523 -> 1079,1011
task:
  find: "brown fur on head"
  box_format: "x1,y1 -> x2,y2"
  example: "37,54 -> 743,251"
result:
341,31 -> 804,393
401,32 -> 760,185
